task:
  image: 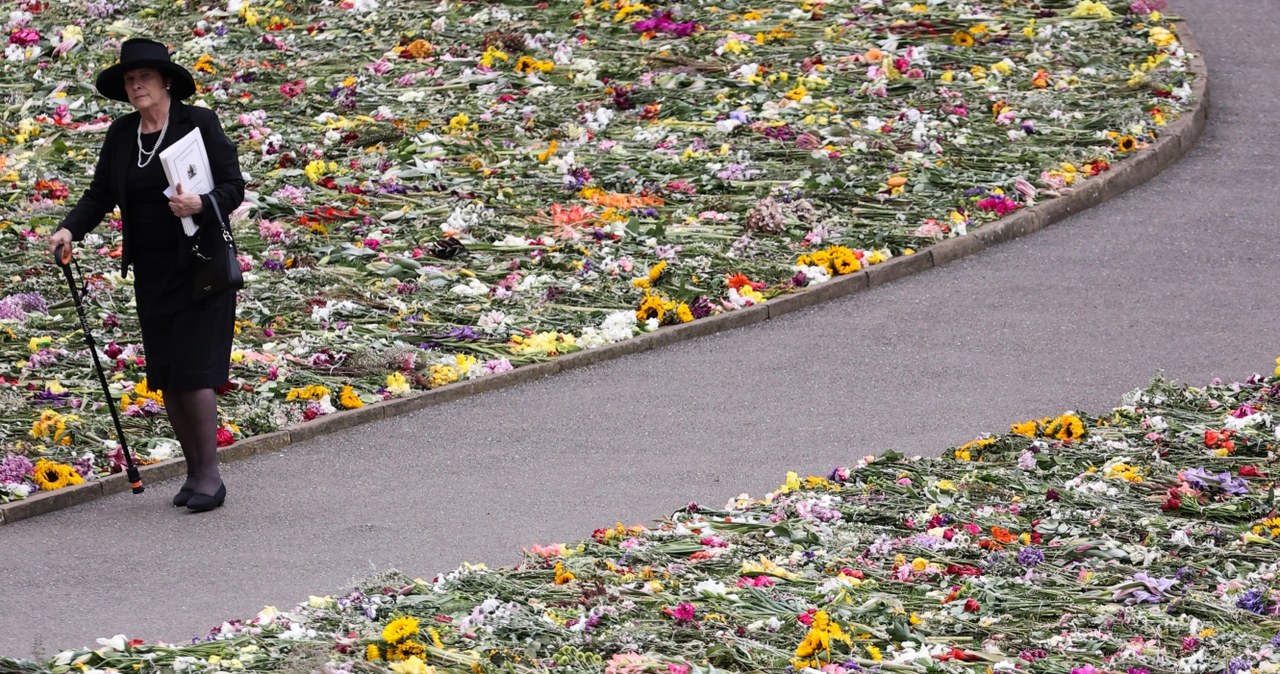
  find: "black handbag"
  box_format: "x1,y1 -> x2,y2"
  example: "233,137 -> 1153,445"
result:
191,196 -> 244,301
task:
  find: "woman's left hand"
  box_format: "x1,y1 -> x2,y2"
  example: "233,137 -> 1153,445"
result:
168,182 -> 204,218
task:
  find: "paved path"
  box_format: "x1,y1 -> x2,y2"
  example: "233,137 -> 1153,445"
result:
3,0 -> 1278,660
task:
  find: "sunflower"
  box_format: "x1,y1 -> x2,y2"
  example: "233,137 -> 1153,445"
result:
952,30 -> 975,47
1046,414 -> 1085,441
831,252 -> 861,275
1010,420 -> 1039,438
647,260 -> 668,283
366,644 -> 382,661
382,616 -> 420,645
676,303 -> 694,324
32,459 -> 83,491
387,640 -> 427,662
339,386 -> 364,410
1117,135 -> 1137,153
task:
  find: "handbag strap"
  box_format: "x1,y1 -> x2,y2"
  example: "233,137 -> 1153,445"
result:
192,197 -> 235,260
208,196 -> 234,244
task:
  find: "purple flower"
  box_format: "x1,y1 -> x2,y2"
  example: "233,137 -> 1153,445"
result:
1236,588 -> 1268,614
0,292 -> 48,321
73,456 -> 96,479
1227,659 -> 1253,674
689,297 -> 715,319
0,454 -> 34,485
1016,546 -> 1045,567
447,326 -> 482,341
1114,572 -> 1177,605
1182,467 -> 1249,496
1071,665 -> 1100,674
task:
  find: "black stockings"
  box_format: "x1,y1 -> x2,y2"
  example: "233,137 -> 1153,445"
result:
164,388 -> 222,495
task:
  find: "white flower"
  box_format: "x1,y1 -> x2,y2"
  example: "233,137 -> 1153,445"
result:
95,635 -> 128,652
693,580 -> 730,597
256,606 -> 281,624
449,278 -> 490,297
148,439 -> 179,461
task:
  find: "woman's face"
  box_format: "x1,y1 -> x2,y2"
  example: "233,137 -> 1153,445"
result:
122,67 -> 169,113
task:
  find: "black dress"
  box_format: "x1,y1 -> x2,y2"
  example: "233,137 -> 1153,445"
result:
128,131 -> 235,392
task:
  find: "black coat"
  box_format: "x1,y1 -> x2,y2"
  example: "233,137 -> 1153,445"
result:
57,100 -> 245,275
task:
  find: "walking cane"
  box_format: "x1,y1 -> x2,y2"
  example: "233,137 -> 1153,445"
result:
54,244 -> 145,494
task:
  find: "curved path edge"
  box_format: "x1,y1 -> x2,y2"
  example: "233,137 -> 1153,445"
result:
0,20 -> 1210,526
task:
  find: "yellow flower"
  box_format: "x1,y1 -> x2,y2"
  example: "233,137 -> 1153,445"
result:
386,372 -> 412,396
382,617 -> 420,645
427,364 -> 460,388
866,645 -> 883,662
935,479 -> 957,492
448,113 -> 471,133
1046,414 -> 1085,441
479,46 -> 509,68
389,656 -> 434,674
1070,0 -> 1114,19
951,30 -> 974,47
741,555 -> 800,580
991,59 -> 1013,76
193,54 -> 216,75
647,261 -> 668,282
909,612 -> 922,625
676,303 -> 694,324
1011,419 -> 1038,437
1148,26 -> 1176,48
1105,463 -> 1144,483
339,386 -> 364,409
1274,356 -> 1280,377
388,641 -> 426,662
554,562 -> 576,584
28,336 -> 51,353
537,139 -> 558,162
793,610 -> 852,666
304,159 -> 327,184
366,644 -> 382,661
31,459 -> 84,491
286,384 -> 331,402
784,85 -> 808,101
1117,136 -> 1137,153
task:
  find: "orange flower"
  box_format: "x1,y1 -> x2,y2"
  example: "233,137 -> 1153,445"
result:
726,273 -> 753,290
991,526 -> 1015,543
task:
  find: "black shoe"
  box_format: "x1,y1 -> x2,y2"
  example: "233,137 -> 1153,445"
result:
172,487 -> 195,507
186,483 -> 226,513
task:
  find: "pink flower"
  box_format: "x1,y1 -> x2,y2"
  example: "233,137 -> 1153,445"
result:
9,28 -> 40,47
279,80 -> 306,98
365,59 -> 393,75
976,194 -> 1020,216
663,602 -> 696,624
668,665 -> 691,674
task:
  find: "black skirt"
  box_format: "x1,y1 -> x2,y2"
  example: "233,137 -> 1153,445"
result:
127,141 -> 235,392
132,246 -> 236,392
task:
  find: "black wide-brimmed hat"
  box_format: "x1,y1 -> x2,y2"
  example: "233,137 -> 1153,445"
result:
95,38 -> 196,102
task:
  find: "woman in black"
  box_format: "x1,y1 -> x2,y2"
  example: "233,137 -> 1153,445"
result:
48,39 -> 244,513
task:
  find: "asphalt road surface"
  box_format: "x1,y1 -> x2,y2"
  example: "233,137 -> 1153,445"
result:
2,0 -> 1278,660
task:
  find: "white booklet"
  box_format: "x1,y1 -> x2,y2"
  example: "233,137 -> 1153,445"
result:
159,127 -> 214,237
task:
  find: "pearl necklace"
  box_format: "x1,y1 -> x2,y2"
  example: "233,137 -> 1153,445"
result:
136,115 -> 170,168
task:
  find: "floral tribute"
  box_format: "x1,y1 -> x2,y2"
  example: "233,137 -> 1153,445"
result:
0,0 -> 1195,499
3,360 -> 1279,673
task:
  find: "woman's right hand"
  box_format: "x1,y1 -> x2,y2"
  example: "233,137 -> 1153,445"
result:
48,228 -> 72,258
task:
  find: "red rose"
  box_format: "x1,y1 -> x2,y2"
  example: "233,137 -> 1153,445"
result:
963,598 -> 981,612
215,428 -> 235,447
